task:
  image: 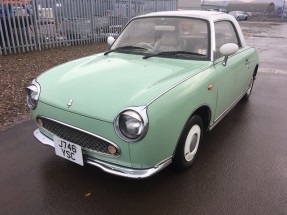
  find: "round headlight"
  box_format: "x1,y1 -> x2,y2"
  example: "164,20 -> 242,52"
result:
26,80 -> 40,110
114,107 -> 148,142
119,111 -> 144,139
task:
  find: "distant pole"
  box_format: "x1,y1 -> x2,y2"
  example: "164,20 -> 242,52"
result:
282,0 -> 286,21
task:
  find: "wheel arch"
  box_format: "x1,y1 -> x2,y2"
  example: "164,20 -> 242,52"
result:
191,105 -> 212,131
173,105 -> 212,155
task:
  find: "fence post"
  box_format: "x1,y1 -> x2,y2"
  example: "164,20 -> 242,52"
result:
31,0 -> 41,51
129,0 -> 132,19
282,0 -> 286,21
0,0 -> 10,55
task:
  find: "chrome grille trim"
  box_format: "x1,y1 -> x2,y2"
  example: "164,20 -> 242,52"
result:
36,116 -> 121,157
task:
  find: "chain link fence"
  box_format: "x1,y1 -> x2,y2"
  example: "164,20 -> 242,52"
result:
0,0 -> 178,55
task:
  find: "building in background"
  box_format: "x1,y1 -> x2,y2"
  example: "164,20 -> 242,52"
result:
227,2 -> 276,13
202,0 -> 280,14
178,0 -> 201,10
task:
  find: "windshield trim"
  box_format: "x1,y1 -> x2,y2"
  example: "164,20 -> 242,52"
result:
143,51 -> 206,60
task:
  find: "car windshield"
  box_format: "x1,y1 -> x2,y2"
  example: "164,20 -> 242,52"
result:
110,17 -> 210,60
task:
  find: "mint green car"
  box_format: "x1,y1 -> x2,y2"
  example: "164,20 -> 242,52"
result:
26,11 -> 259,178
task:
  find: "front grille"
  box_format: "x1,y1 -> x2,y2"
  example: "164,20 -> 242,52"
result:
37,117 -> 120,156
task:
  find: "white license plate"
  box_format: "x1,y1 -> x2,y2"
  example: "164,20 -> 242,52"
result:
54,136 -> 84,166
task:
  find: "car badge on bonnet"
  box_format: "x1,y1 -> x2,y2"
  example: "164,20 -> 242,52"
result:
67,99 -> 73,108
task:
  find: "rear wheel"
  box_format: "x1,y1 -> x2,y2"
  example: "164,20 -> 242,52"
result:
173,115 -> 203,170
243,75 -> 255,101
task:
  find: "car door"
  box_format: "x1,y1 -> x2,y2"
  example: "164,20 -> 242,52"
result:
213,21 -> 248,120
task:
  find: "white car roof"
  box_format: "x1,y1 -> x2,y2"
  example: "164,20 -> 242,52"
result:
139,10 -> 235,22
136,10 -> 246,58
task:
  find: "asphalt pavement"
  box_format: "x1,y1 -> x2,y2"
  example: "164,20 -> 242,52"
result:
0,22 -> 287,215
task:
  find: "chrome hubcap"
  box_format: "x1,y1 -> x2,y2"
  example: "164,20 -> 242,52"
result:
190,134 -> 198,152
184,125 -> 201,162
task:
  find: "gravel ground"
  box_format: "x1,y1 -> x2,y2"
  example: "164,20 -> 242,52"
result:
0,43 -> 107,130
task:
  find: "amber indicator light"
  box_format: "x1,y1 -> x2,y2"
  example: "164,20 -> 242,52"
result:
37,118 -> 43,127
208,84 -> 214,90
108,145 -> 117,155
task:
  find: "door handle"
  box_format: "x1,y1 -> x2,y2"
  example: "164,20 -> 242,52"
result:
245,59 -> 250,69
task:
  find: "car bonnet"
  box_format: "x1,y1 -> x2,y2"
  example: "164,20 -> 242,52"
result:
37,53 -> 211,122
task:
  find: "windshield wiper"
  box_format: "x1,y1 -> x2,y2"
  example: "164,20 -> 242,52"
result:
104,46 -> 148,56
143,51 -> 205,59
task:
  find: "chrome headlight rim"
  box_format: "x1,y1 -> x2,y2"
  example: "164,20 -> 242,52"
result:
26,79 -> 41,110
114,106 -> 148,143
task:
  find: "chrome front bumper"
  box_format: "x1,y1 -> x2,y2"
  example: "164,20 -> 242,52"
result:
34,129 -> 172,179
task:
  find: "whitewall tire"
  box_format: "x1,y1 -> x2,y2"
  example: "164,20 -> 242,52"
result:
173,115 -> 203,170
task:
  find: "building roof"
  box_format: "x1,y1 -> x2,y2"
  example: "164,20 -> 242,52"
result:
178,0 -> 201,10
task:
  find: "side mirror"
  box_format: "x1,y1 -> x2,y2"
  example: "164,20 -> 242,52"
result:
220,43 -> 239,66
107,36 -> 115,46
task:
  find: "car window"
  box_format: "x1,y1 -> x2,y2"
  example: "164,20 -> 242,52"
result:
214,21 -> 240,59
180,19 -> 209,56
111,17 -> 210,60
119,20 -> 157,45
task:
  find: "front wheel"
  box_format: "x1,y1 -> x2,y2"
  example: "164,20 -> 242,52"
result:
173,115 -> 203,170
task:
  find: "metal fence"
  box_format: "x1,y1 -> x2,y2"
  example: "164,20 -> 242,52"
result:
0,0 -> 178,55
